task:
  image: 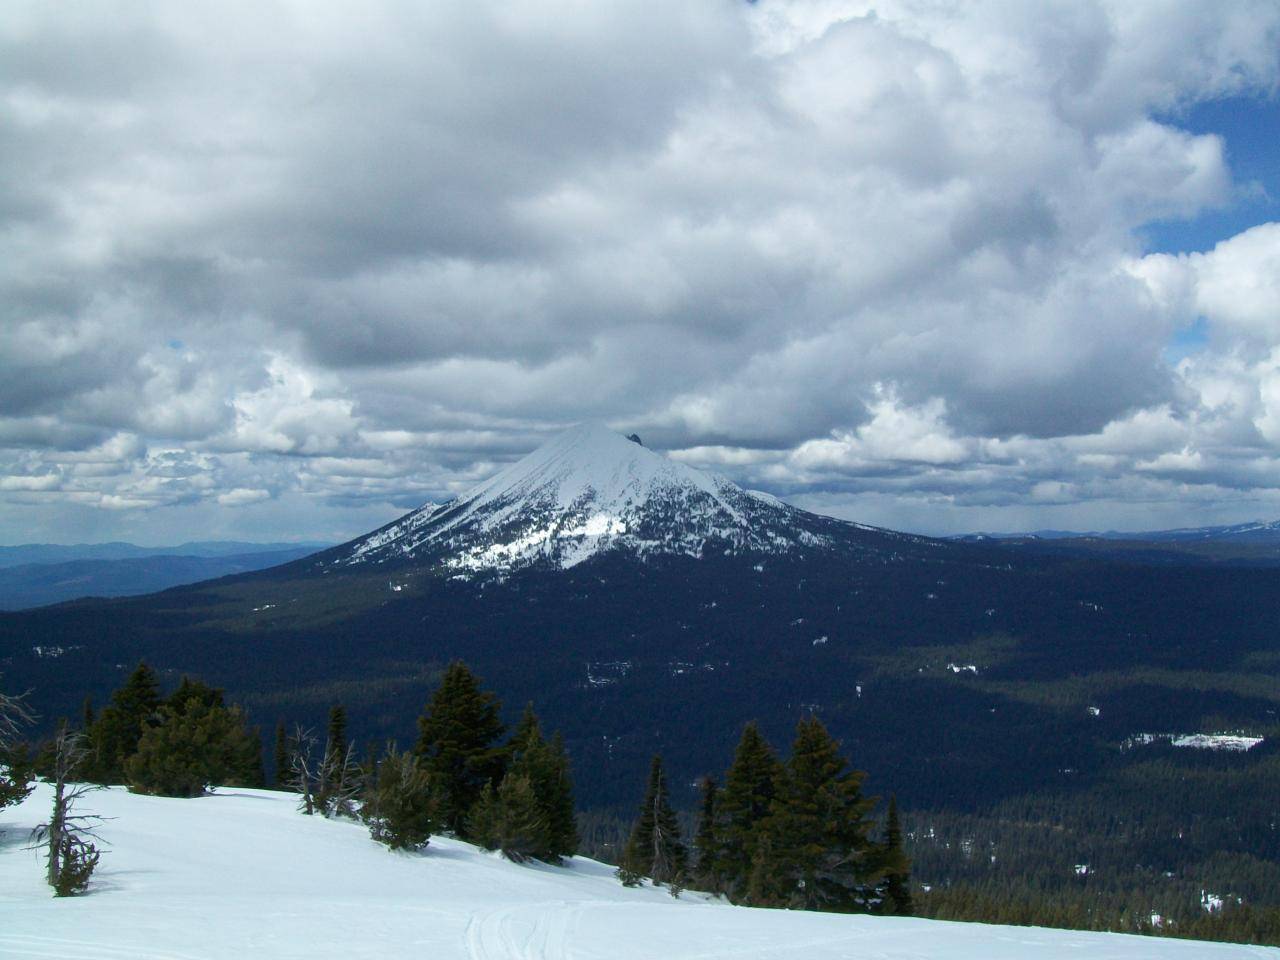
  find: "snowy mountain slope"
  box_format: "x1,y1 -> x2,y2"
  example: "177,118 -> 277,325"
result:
3,784 -> 1274,960
321,422 -> 891,573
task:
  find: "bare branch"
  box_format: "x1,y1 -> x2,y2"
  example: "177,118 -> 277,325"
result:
0,681 -> 36,751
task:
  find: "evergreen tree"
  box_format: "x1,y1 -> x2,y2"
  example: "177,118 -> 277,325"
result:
509,701 -> 542,756
469,773 -> 551,862
273,721 -> 289,789
364,746 -> 436,851
124,694 -> 262,797
544,732 -> 578,861
414,661 -> 505,836
715,722 -> 783,901
620,754 -> 686,885
745,831 -> 777,906
166,677 -> 225,714
877,795 -> 914,915
757,716 -> 879,911
501,704 -> 578,862
83,662 -> 162,784
693,775 -> 721,893
326,704 -> 348,766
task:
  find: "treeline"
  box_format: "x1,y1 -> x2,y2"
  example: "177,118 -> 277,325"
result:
918,880 -> 1280,945
906,747 -> 1280,947
613,717 -> 912,915
2,660 -> 579,894
78,667 -> 263,795
356,660 -> 577,862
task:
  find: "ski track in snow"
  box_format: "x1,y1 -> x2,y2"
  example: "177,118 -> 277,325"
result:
464,900 -> 578,960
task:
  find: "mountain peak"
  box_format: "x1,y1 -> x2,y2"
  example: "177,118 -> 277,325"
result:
329,423 -> 834,573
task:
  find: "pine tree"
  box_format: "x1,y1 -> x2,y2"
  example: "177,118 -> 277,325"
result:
167,677 -> 225,714
364,746 -> 436,851
469,773 -> 551,862
414,661 -> 506,836
273,721 -> 289,789
467,781 -> 501,850
326,704 -> 348,766
509,701 -> 542,755
715,721 -> 782,901
758,716 -> 879,912
693,775 -> 721,893
877,795 -> 914,915
83,661 -> 162,784
620,754 -> 686,885
124,694 -> 262,797
502,704 -> 577,862
544,732 -> 578,861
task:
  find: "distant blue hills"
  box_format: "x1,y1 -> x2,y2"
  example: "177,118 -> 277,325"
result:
952,520 -> 1280,566
0,540 -> 330,569
0,541 -> 329,610
955,520 -> 1280,543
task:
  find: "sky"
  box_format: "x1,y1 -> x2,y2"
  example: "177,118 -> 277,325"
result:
2,0 -> 1280,544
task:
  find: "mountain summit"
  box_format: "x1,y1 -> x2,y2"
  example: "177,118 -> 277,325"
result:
326,422 -> 841,573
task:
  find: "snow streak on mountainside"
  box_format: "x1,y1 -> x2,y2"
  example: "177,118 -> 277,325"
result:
327,423 -> 872,573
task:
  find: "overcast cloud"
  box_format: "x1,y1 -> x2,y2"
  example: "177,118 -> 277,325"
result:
2,0 -> 1280,543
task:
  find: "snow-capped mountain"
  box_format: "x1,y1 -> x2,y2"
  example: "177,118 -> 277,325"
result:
325,422 -> 859,573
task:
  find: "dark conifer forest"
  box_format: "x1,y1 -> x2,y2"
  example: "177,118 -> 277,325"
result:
4,538 -> 1278,945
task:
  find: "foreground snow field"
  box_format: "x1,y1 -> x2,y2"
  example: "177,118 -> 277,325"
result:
2,784 -> 1276,960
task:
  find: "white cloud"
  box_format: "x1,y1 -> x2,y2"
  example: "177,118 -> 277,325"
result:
216,487 -> 271,507
2,0 -> 1280,539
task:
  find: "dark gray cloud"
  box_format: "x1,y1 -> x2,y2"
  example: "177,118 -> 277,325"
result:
2,0 -> 1280,542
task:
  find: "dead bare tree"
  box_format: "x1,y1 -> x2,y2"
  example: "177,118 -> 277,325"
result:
317,740 -> 362,819
288,725 -> 365,819
30,722 -> 105,896
0,678 -> 35,813
0,683 -> 34,750
288,725 -> 320,815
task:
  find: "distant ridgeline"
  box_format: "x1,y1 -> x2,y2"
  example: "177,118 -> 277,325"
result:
0,541 -> 328,610
2,425 -> 1278,943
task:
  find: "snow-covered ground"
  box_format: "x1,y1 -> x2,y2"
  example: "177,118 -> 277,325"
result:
2,784 -> 1276,960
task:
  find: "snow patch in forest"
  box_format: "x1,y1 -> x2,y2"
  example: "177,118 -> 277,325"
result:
1122,733 -> 1263,752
